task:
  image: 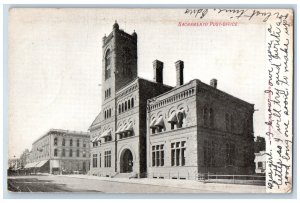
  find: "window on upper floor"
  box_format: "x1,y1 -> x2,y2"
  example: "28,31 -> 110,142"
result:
177,112 -> 184,128
105,49 -> 111,80
62,138 -> 65,146
203,107 -> 208,126
54,137 -> 58,146
76,149 -> 80,157
209,108 -> 214,127
131,98 -> 134,108
70,139 -> 73,146
77,139 -> 80,147
62,149 -> 65,157
54,149 -> 58,157
69,149 -> 73,157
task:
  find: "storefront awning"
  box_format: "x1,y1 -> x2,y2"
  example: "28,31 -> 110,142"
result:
116,125 -> 126,134
100,129 -> 112,138
154,116 -> 164,127
24,161 -> 39,169
35,160 -> 49,168
124,122 -> 133,132
150,119 -> 156,128
167,112 -> 178,123
91,135 -> 98,142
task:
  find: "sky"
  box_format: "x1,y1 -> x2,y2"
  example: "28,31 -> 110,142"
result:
8,8 -> 266,158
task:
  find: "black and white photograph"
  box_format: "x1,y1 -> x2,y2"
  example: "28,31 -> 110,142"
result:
6,7 -> 293,194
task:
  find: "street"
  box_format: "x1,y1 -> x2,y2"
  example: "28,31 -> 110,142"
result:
7,174 -> 265,193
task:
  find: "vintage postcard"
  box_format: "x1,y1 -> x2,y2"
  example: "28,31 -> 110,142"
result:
7,8 -> 293,194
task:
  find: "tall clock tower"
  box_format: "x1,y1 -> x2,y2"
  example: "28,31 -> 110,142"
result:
101,22 -> 138,106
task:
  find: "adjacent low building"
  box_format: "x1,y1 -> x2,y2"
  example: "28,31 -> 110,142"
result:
25,129 -> 90,174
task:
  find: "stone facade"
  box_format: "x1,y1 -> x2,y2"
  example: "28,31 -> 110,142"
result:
89,23 -> 255,179
147,79 -> 255,179
27,129 -> 90,174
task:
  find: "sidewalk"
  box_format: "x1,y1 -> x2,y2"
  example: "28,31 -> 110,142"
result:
58,174 -> 266,193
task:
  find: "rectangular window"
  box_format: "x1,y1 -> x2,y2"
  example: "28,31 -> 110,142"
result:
258,162 -> 263,168
152,146 -> 156,166
62,149 -> 65,157
77,139 -> 80,147
93,154 -> 97,168
99,153 -> 101,168
76,149 -> 80,157
171,141 -> 186,167
152,144 -> 164,167
151,128 -> 156,134
104,150 -> 111,168
83,151 -> 86,157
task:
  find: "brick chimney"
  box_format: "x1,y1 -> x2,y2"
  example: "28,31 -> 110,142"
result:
210,79 -> 217,88
175,60 -> 184,86
153,60 -> 164,84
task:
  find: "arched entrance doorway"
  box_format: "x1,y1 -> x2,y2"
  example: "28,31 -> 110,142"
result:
120,149 -> 133,173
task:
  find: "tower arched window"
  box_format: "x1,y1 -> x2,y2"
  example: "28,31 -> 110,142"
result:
128,99 -> 131,109
105,49 -> 111,80
131,98 -> 134,108
125,101 -> 127,111
119,105 -> 121,114
122,103 -> 124,112
209,108 -> 214,127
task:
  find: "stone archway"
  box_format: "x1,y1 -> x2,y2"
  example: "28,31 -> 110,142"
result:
120,149 -> 133,173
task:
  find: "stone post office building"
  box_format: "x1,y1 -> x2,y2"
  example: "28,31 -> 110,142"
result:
89,22 -> 255,179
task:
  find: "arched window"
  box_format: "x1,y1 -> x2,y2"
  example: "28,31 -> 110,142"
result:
122,103 -> 124,112
209,108 -> 214,127
105,49 -> 111,80
125,101 -> 127,111
109,109 -> 111,117
119,105 -> 121,114
203,107 -> 208,126
131,98 -> 134,108
104,111 -> 107,119
54,137 -> 58,146
231,115 -> 234,132
177,112 -> 184,128
128,99 -> 131,109
225,113 -> 230,131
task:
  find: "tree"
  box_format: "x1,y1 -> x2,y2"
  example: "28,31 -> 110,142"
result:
19,149 -> 30,168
